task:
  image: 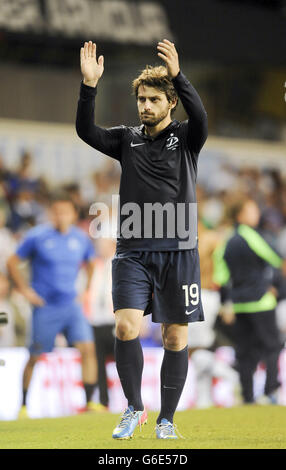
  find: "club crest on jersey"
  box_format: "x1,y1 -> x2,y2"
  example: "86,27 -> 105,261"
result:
68,238 -> 81,251
166,133 -> 179,151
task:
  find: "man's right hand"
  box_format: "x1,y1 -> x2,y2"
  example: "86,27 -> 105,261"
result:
219,302 -> 235,325
80,41 -> 104,88
20,286 -> 45,307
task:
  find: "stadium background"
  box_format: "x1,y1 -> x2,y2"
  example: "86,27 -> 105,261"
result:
0,0 -> 286,420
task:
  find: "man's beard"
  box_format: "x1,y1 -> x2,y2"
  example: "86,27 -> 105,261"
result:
139,108 -> 169,127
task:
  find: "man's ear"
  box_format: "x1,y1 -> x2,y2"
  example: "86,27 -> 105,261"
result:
169,98 -> 178,111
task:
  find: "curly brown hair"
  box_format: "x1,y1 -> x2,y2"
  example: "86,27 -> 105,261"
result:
132,65 -> 178,113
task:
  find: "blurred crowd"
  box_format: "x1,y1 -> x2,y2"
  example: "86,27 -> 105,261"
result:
0,149 -> 286,349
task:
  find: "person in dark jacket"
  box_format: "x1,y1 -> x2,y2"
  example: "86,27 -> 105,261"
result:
213,196 -> 286,404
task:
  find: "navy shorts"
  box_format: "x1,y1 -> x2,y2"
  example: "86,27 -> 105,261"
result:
112,250 -> 204,324
29,302 -> 93,355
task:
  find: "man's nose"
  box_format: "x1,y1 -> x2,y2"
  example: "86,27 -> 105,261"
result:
144,101 -> 151,111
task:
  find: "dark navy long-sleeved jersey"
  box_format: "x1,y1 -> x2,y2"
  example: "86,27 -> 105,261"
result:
76,71 -> 208,252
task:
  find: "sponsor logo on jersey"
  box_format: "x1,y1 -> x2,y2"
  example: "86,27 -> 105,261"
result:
130,142 -> 146,147
68,238 -> 81,251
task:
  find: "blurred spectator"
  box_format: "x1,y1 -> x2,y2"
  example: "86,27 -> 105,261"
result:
0,273 -> 30,348
139,316 -> 162,348
188,219 -> 240,408
85,235 -> 116,411
3,151 -> 50,233
9,188 -> 46,233
0,274 -> 16,347
9,287 -> 32,347
213,196 -> 285,405
0,199 -> 17,274
92,160 -> 121,203
63,183 -> 90,223
0,155 -> 13,196
278,225 -> 286,258
7,151 -> 40,199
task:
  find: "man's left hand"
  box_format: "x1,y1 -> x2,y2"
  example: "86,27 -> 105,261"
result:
157,39 -> 180,79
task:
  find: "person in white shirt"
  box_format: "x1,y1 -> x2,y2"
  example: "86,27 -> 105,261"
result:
85,236 -> 116,410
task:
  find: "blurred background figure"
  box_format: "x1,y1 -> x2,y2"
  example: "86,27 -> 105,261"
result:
0,272 -> 30,348
0,198 -> 17,274
85,234 -> 116,411
7,152 -> 49,233
0,273 -> 16,347
7,193 -> 98,418
213,196 -> 286,405
188,218 -> 240,408
7,151 -> 40,199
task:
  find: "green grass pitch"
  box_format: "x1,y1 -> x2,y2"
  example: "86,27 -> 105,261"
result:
0,406 -> 285,449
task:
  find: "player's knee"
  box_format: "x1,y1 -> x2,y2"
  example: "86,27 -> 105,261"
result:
115,318 -> 138,341
76,341 -> 95,358
163,333 -> 182,350
162,326 -> 188,351
27,355 -> 39,367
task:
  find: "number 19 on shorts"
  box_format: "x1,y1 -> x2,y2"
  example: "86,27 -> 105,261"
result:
182,284 -> 199,307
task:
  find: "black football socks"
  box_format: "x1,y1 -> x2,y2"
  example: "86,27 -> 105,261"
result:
114,336 -> 144,411
84,382 -> 97,404
22,389 -> 28,406
157,345 -> 189,424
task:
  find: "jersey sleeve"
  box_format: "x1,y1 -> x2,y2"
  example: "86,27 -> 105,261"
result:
238,224 -> 283,268
16,231 -> 36,260
76,82 -> 125,162
212,241 -> 231,287
172,72 -> 208,156
212,240 -> 233,304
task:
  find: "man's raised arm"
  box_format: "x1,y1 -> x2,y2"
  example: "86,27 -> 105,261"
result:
157,39 -> 208,155
76,41 -> 123,162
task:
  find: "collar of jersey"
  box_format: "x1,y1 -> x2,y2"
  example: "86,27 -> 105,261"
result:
47,223 -> 74,236
138,120 -> 179,141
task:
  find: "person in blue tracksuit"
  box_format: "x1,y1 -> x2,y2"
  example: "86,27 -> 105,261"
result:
7,192 -> 98,417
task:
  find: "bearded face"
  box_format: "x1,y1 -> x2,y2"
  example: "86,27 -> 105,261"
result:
137,85 -> 174,128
